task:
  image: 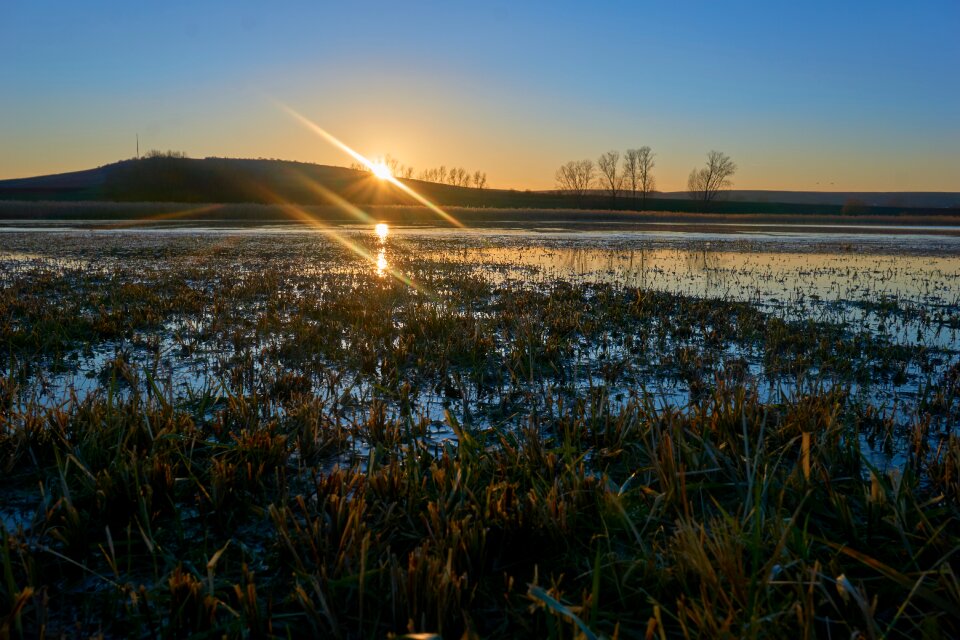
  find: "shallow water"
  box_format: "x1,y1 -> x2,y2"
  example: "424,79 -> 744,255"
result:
2,222 -> 958,474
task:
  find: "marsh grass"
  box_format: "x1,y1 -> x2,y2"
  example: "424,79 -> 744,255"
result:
0,230 -> 958,638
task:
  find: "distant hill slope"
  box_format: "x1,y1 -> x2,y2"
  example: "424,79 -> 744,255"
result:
0,158 -> 429,204
1,157 -> 958,215
0,165 -> 110,200
0,158 -> 532,208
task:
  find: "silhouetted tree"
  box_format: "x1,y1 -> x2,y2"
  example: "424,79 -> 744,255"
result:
623,146 -> 655,207
623,150 -> 640,200
597,151 -> 623,201
555,160 -> 595,198
449,167 -> 469,187
687,150 -> 736,202
386,155 -> 400,174
144,149 -> 188,159
637,147 -> 656,207
413,165 -> 486,186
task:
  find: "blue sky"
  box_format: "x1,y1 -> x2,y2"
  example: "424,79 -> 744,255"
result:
2,0 -> 958,190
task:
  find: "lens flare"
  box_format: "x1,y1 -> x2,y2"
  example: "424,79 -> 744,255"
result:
374,222 -> 389,241
278,104 -> 464,228
265,179 -> 425,292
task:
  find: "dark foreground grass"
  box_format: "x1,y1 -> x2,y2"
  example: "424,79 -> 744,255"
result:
0,232 -> 958,639
3,383 -> 958,639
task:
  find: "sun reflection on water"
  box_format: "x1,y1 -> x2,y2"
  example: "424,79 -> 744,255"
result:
374,223 -> 389,276
376,249 -> 388,276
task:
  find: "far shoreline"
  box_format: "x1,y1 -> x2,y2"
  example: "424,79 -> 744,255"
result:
2,200 -> 960,234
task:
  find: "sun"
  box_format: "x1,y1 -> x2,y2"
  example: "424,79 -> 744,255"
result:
370,160 -> 393,180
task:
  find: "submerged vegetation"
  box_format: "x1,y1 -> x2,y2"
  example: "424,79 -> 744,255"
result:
0,227 -> 958,638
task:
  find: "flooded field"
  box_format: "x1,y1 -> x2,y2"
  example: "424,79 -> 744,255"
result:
1,222 -> 959,638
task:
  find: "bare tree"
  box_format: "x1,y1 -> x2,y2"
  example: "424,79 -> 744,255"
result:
597,151 -> 623,201
623,149 -> 641,200
384,154 -> 400,175
449,167 -> 469,187
473,171 -> 487,189
555,159 -> 595,198
636,146 -> 655,207
415,165 -> 487,186
144,149 -> 188,159
687,150 -> 736,203
623,147 -> 655,205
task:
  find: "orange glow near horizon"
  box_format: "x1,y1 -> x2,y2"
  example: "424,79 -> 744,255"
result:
279,103 -> 464,228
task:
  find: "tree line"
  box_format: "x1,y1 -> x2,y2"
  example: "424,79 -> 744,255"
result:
556,148 -> 736,205
351,154 -> 488,189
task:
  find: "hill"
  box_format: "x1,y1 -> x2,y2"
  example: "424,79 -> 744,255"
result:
1,157 -> 958,216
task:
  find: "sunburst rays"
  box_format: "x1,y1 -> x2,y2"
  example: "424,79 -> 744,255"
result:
278,103 -> 464,228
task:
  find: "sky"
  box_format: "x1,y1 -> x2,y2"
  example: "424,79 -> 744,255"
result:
1,0 -> 958,192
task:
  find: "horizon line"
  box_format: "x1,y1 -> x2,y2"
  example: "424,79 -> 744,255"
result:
1,155 -> 959,196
